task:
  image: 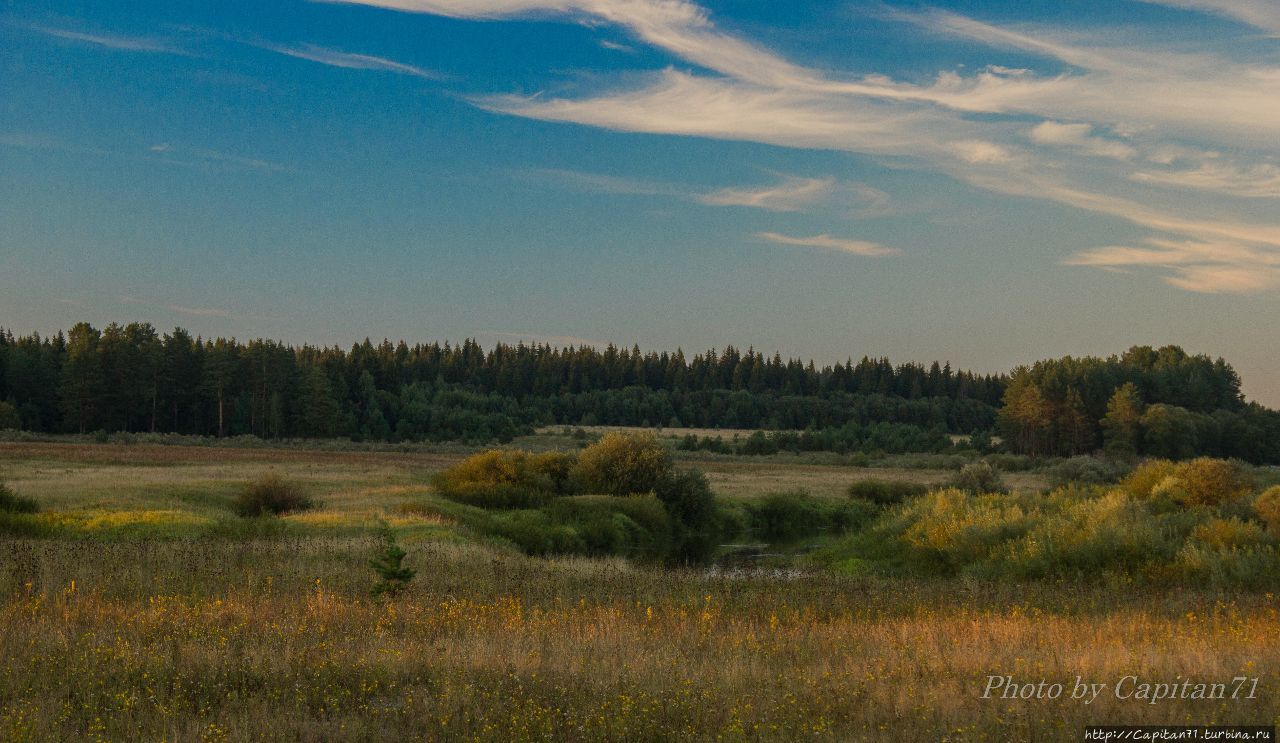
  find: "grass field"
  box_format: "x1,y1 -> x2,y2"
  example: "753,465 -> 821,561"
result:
0,439 -> 1274,740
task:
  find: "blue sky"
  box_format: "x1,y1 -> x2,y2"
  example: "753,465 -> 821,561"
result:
2,0 -> 1279,404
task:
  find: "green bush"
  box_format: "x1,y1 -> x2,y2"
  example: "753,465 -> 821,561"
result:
572,432 -> 672,496
0,401 -> 21,431
948,461 -> 1006,494
0,482 -> 38,514
982,453 -> 1038,472
485,510 -> 586,555
654,469 -> 719,563
847,479 -> 927,505
746,491 -> 877,543
233,474 -> 314,517
433,449 -> 578,509
544,495 -> 673,559
1172,542 -> 1280,588
747,491 -> 825,542
994,490 -> 1184,579
1043,456 -> 1131,488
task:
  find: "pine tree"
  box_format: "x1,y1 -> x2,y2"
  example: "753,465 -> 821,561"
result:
369,530 -> 415,597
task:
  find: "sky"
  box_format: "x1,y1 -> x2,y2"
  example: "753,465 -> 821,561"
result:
2,0 -> 1279,405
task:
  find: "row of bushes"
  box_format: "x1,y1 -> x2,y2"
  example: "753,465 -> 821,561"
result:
818,458 -> 1280,586
675,422 -> 954,456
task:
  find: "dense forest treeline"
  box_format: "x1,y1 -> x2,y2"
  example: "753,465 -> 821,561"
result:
0,322 -> 1003,444
0,322 -> 1276,462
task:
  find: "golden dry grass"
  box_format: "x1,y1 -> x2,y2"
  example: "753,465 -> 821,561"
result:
1,539 -> 1276,741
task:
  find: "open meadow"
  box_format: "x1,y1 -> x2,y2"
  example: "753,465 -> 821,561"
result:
1,437 -> 1277,741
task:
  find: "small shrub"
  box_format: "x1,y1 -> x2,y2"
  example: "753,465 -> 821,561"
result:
847,479 -> 927,506
894,488 -> 1036,570
983,453 -> 1037,472
0,482 -> 38,514
369,530 -> 416,597
234,474 -> 313,517
572,432 -> 671,496
1121,460 -> 1179,500
1254,486 -> 1280,535
1043,456 -> 1131,488
948,461 -> 1005,494
1191,518 -> 1268,550
1175,458 -> 1253,507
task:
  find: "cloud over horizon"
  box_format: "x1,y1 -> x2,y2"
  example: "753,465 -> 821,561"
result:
318,0 -> 1280,293
755,232 -> 900,258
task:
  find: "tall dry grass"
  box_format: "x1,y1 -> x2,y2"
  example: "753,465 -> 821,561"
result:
1,538 -> 1277,741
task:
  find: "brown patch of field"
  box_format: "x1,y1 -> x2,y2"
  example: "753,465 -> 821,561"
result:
0,441 -> 464,470
691,458 -> 1047,499
537,424 -> 770,441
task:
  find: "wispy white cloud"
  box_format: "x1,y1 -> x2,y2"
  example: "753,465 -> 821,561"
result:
1029,121 -> 1135,160
598,39 -> 634,53
324,0 -> 1280,293
257,42 -> 442,79
477,69 -> 971,158
148,144 -> 287,173
1132,160 -> 1280,198
527,168 -> 688,198
22,24 -> 187,54
701,176 -> 834,212
1065,238 -> 1280,293
532,169 -> 892,217
755,232 -> 899,257
1139,0 -> 1280,35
